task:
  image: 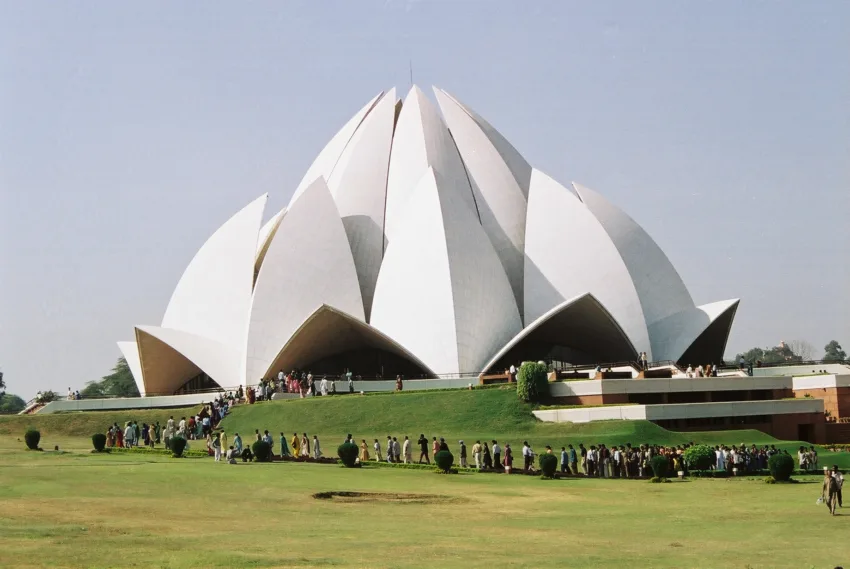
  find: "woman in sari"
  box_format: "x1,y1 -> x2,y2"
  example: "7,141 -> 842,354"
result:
503,443 -> 513,472
116,427 -> 124,448
359,439 -> 370,462
279,432 -> 290,458
300,433 -> 310,458
291,433 -> 300,459
106,428 -> 114,448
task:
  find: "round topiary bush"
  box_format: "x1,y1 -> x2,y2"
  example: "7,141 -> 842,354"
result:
24,429 -> 41,450
337,442 -> 359,467
650,455 -> 669,479
683,444 -> 714,471
517,361 -> 549,402
768,453 -> 794,482
434,450 -> 454,473
538,453 -> 558,478
252,440 -> 271,462
92,433 -> 107,452
170,436 -> 187,458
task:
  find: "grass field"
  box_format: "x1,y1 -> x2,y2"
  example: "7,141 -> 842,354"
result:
2,389 -> 850,568
0,441 -> 848,569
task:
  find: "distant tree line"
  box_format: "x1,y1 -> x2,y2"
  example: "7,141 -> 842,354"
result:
735,340 -> 847,365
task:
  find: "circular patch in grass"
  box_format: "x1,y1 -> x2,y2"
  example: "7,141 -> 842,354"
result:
311,491 -> 462,504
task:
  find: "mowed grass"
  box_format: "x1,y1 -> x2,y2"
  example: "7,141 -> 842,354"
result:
0,443 -> 848,569
0,406 -> 201,438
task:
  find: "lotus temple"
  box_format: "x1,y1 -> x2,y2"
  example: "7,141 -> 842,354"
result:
111,85 -> 741,395
37,85 -> 846,444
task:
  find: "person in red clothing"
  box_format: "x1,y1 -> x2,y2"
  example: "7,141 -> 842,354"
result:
502,443 -> 513,473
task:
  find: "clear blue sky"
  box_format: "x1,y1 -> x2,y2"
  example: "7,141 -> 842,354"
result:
1,1 -> 848,399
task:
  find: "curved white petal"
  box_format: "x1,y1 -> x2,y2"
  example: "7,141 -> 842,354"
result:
117,341 -> 146,397
384,86 -> 478,250
135,326 -> 241,394
434,88 -> 529,318
288,91 -> 384,207
246,178 -> 364,383
648,299 -> 740,363
327,89 -> 397,320
434,87 -> 532,198
572,182 -> 694,328
254,207 -> 286,281
525,169 -> 651,356
263,304 -> 436,378
482,293 -> 638,374
371,167 -> 522,375
162,194 -> 267,351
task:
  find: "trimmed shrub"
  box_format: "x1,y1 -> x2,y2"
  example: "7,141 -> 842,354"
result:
650,455 -> 669,479
252,440 -> 271,462
24,429 -> 40,450
337,442 -> 359,467
683,444 -> 715,471
768,453 -> 794,482
171,436 -> 187,458
538,453 -> 557,479
92,433 -> 107,452
434,450 -> 454,473
516,361 -> 549,402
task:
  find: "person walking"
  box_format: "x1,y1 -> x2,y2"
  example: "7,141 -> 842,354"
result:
385,436 -> 394,463
483,442 -> 492,469
492,440 -> 501,470
359,439 -> 370,462
432,437 -> 440,458
403,436 -> 412,464
374,439 -> 382,462
393,437 -> 401,463
312,435 -> 322,459
279,432 -> 290,457
560,447 -> 568,473
568,445 -> 578,475
832,466 -> 844,508
291,432 -> 300,458
522,441 -> 533,471
502,443 -> 513,473
418,434 -> 430,464
823,469 -> 840,515
472,441 -> 482,469
213,433 -> 222,462
458,441 -> 468,468
300,433 -> 310,458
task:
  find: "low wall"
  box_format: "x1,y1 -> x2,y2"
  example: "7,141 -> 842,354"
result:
533,398 -> 824,424
37,393 -> 213,414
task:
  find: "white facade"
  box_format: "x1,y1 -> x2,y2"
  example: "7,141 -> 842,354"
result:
120,85 -> 740,395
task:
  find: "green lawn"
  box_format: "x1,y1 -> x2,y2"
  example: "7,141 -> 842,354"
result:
0,442 -> 848,569
0,406 -> 201,437
221,388 -> 850,467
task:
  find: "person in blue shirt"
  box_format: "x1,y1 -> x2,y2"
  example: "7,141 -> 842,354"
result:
568,444 -> 578,475
232,432 -> 243,456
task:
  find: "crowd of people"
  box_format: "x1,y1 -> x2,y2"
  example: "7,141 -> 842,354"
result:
101,395 -> 233,450
246,370 -> 409,402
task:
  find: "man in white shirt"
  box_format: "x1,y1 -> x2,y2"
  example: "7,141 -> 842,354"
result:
522,441 -> 533,471
320,376 -> 328,396
124,423 -> 135,448
685,365 -> 694,378
403,436 -> 412,463
491,441 -> 501,468
509,364 -> 517,382
67,388 -> 73,400
178,417 -> 187,437
393,437 -> 401,463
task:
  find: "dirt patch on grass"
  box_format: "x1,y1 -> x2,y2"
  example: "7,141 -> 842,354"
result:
311,491 -> 463,504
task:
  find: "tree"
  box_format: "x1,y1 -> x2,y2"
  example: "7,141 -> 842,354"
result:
81,358 -> 140,398
787,340 -> 816,362
823,341 -> 848,363
0,394 -> 26,415
736,342 -> 800,365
